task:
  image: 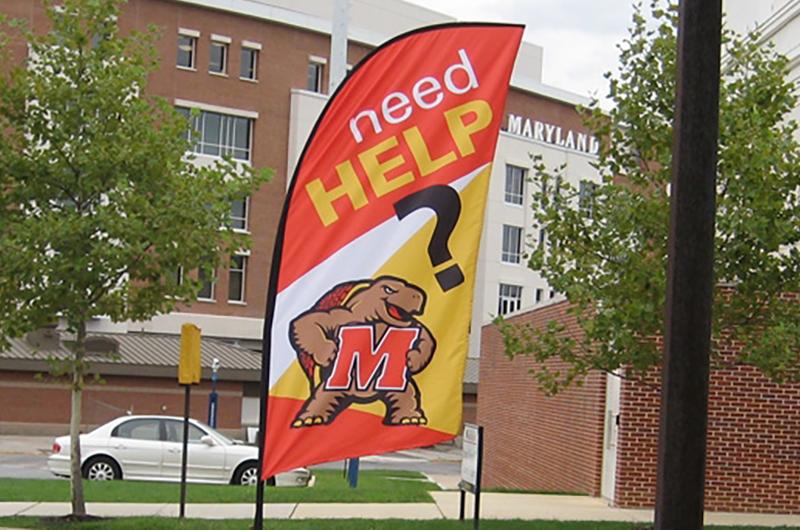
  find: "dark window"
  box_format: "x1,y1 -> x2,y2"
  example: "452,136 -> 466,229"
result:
113,419 -> 160,441
240,47 -> 258,80
228,255 -> 247,303
197,266 -> 215,300
164,420 -> 206,444
209,41 -> 228,74
176,107 -> 253,161
307,61 -> 324,92
231,198 -> 247,230
502,225 -> 523,264
498,283 -> 523,316
177,35 -> 196,69
579,180 -> 598,216
504,165 -> 526,205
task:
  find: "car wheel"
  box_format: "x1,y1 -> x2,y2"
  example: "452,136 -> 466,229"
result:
83,456 -> 122,481
232,462 -> 259,486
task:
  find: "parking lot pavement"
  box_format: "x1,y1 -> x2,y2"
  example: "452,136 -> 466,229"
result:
315,444 -> 461,477
0,436 -> 54,480
0,435 -> 462,481
0,455 -> 52,480
0,436 -> 52,456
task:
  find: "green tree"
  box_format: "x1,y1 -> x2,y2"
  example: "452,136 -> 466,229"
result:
0,0 -> 270,517
500,2 -> 800,395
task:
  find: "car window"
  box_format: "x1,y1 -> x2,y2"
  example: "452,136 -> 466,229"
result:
164,420 -> 206,444
193,420 -> 233,445
112,419 -> 160,441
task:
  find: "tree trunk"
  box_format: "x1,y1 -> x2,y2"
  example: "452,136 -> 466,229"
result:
70,322 -> 87,517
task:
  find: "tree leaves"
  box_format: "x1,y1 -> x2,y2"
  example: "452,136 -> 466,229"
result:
503,0 -> 800,390
0,0 -> 272,342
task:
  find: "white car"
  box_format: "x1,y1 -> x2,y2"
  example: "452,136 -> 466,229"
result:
48,415 -> 311,487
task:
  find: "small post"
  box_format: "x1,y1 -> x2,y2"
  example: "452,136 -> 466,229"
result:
347,457 -> 360,488
459,489 -> 466,520
459,424 -> 484,530
177,323 -> 201,520
473,425 -> 484,530
179,384 -> 190,518
208,358 -> 220,428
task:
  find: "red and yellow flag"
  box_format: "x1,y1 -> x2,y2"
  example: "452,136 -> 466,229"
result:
261,23 -> 523,477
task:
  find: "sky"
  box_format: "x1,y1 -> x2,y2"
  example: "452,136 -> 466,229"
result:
404,0 -> 635,101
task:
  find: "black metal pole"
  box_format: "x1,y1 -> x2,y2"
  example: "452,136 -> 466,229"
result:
473,425 -> 483,530
254,300 -> 274,530
654,1 -> 721,529
253,370 -> 269,529
473,489 -> 481,530
179,384 -> 191,519
459,489 -> 465,520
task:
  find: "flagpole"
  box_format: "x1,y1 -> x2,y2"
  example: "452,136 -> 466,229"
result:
253,335 -> 270,530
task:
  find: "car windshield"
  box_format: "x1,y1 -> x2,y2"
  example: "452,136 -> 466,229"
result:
194,420 -> 234,445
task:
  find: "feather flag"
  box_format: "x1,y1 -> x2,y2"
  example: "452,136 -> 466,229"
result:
261,23 -> 523,477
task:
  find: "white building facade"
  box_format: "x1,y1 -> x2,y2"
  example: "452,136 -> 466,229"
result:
725,0 -> 800,127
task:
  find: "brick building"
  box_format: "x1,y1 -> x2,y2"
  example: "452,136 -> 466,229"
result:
0,333 -> 261,437
478,300 -> 800,513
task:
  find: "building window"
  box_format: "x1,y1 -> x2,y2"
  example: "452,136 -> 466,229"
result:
549,290 -> 556,299
228,255 -> 247,303
240,46 -> 258,80
504,164 -> 526,205
579,180 -> 598,216
231,197 -> 248,231
541,175 -> 563,209
177,33 -> 197,69
197,266 -> 215,300
501,224 -> 523,264
177,107 -> 253,161
498,283 -> 523,316
535,288 -> 543,303
307,59 -> 324,93
209,41 -> 228,74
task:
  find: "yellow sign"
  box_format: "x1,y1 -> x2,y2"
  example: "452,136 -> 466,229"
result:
178,323 -> 201,385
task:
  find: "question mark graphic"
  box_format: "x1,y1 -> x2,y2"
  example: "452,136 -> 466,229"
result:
394,185 -> 465,292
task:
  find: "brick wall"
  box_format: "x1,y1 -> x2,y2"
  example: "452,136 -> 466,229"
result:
0,370 -> 244,432
480,300 -> 800,514
616,357 -> 800,513
477,301 -> 606,495
463,393 -> 478,425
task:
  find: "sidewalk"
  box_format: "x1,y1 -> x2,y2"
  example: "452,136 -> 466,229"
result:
2,494 -> 800,527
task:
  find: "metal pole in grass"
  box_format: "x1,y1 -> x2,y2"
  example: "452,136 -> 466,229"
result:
253,345 -> 269,530
177,324 -> 201,519
347,457 -> 360,488
179,384 -> 190,518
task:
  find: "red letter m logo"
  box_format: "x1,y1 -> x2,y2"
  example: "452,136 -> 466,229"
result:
325,326 -> 419,391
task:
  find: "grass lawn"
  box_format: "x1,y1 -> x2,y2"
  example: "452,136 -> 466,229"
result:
0,517 -> 796,530
0,470 -> 438,503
